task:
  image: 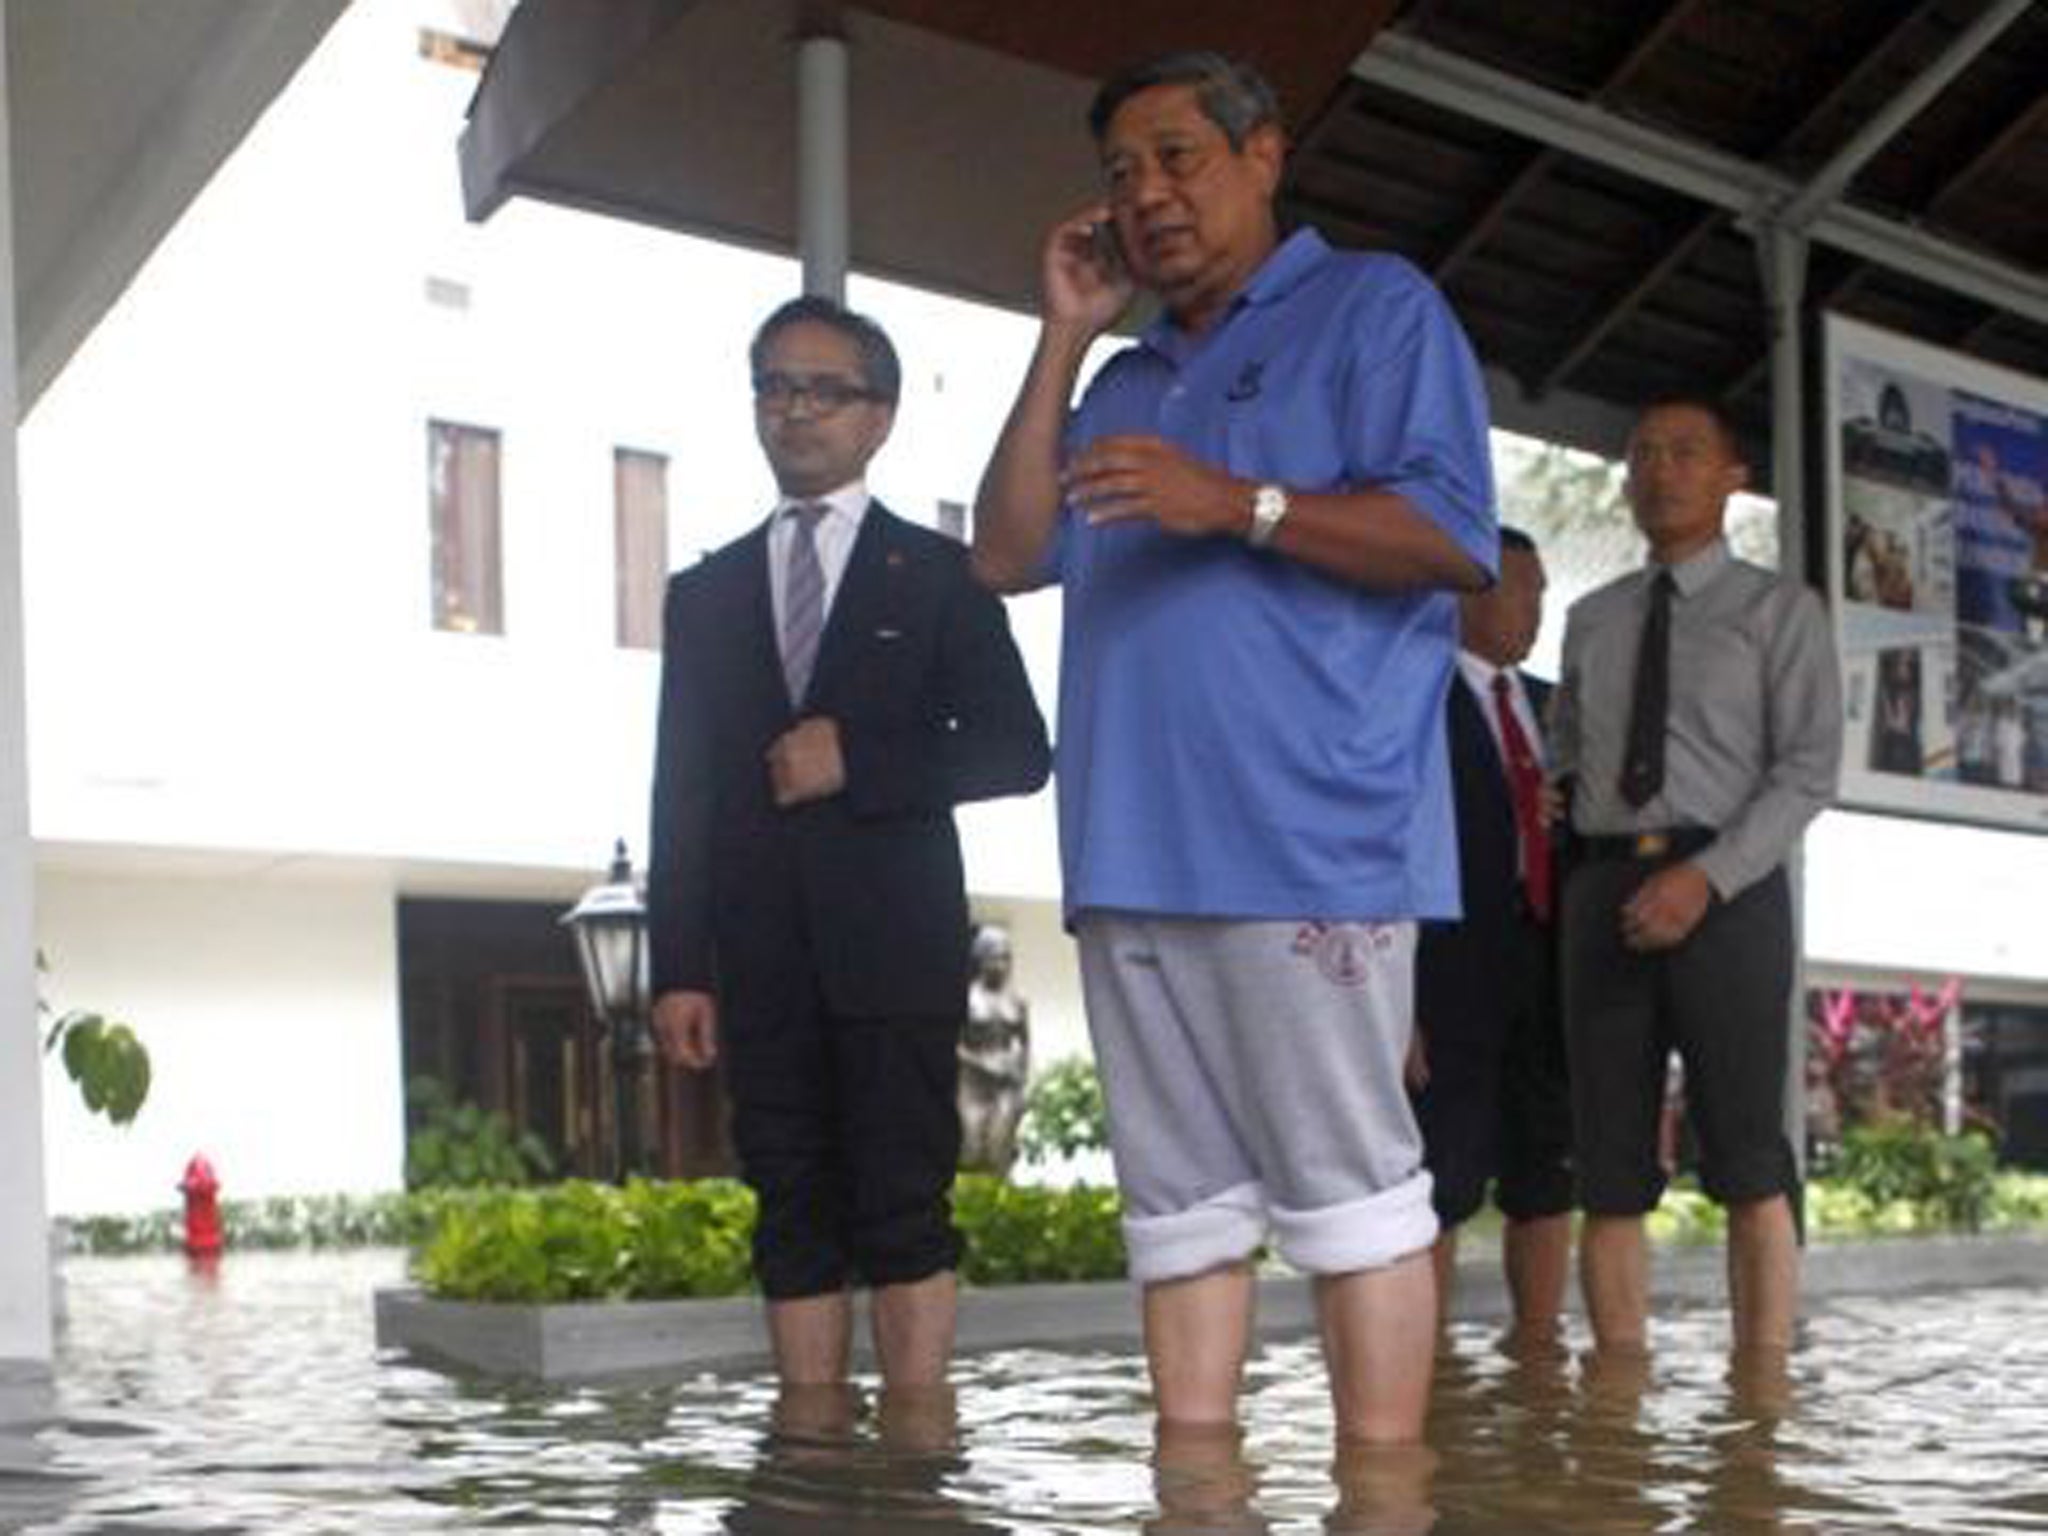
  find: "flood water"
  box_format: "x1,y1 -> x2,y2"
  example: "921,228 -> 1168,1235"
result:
4,1248 -> 2046,1533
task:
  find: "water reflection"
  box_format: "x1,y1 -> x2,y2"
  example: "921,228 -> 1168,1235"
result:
15,1251 -> 2048,1533
1325,1441 -> 1437,1535
1148,1421 -> 1268,1534
719,1384 -> 1003,1535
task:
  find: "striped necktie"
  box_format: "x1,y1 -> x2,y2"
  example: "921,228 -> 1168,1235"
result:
780,502 -> 828,706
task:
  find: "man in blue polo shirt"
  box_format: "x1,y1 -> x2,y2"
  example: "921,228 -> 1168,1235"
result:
972,52 -> 1497,1443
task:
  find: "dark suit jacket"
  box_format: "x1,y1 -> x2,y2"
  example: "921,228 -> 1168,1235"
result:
647,503 -> 1050,1022
1416,670 -> 1553,1025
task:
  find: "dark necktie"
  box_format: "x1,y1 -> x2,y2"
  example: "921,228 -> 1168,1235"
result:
779,502 -> 827,705
1492,672 -> 1553,924
1619,569 -> 1675,808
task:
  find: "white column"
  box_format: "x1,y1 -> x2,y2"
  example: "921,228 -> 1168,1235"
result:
0,0 -> 55,1374
796,30 -> 850,302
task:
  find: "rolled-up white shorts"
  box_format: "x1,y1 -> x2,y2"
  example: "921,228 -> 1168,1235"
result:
1077,915 -> 1437,1284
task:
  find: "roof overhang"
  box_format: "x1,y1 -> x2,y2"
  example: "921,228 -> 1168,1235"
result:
459,0 -> 1396,318
8,0 -> 347,413
457,0 -> 2048,467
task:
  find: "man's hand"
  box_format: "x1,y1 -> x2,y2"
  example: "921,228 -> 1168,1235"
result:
1404,1024 -> 1431,1093
1065,435 -> 1249,538
1619,863 -> 1714,951
652,990 -> 719,1070
766,716 -> 846,807
1043,202 -> 1135,335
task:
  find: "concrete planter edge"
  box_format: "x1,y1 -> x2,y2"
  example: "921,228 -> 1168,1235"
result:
374,1230 -> 2047,1382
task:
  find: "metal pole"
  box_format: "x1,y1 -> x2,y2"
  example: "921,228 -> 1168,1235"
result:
612,1017 -> 647,1181
1761,224 -> 1808,577
797,30 -> 850,302
1351,35 -> 2048,329
1759,219 -> 1812,1190
619,913 -> 652,1182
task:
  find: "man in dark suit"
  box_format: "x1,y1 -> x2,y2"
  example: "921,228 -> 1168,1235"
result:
1410,527 -> 1574,1349
647,296 -> 1050,1391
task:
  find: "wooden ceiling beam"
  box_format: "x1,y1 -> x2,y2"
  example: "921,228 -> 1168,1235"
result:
1528,0 -> 1947,399
1429,0 -> 1705,286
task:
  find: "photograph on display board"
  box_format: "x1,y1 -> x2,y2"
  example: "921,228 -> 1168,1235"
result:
1844,635 -> 1957,784
1952,395 -> 2048,638
1825,315 -> 2048,831
1840,362 -> 1955,616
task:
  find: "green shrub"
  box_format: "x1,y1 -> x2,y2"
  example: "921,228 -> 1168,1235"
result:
411,1176 -> 1125,1302
60,1210 -> 183,1255
1988,1172 -> 2048,1229
1016,1057 -> 1109,1164
403,1076 -> 555,1189
1645,1183 -> 1726,1245
1833,1121 -> 1998,1231
617,1179 -> 755,1299
954,1174 -> 1125,1285
57,1189 -> 487,1256
1640,1127 -> 2040,1244
416,1180 -> 758,1302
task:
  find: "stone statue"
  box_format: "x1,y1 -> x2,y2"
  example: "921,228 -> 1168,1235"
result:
958,923 -> 1030,1175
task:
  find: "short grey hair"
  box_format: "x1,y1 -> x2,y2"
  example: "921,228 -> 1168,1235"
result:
1088,52 -> 1281,149
749,295 -> 902,405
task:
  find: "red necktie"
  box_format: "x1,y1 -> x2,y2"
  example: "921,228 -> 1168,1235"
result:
1492,672 -> 1553,924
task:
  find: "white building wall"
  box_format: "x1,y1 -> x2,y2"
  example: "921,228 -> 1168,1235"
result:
20,0 -> 1066,886
1805,810 -> 2048,986
36,865 -> 403,1217
17,0 -> 1067,1217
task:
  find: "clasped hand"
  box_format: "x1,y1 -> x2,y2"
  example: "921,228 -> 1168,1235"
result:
1619,863 -> 1713,951
1065,434 -> 1248,537
766,716 -> 845,807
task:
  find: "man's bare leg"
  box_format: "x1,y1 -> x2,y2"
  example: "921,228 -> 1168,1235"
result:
1317,1249 -> 1437,1444
1502,1213 -> 1571,1349
1727,1194 -> 1797,1354
770,1384 -> 860,1441
1143,1262 -> 1255,1426
877,1381 -> 958,1454
871,1269 -> 958,1389
1429,1227 -> 1459,1320
1579,1214 -> 1650,1354
768,1292 -> 853,1386
1151,1418 -> 1259,1528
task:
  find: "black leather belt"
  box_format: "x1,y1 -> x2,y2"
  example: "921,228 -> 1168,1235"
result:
1574,827 -> 1716,862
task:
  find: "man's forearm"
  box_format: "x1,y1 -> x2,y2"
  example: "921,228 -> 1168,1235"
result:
1258,486 -> 1489,592
971,322 -> 1095,592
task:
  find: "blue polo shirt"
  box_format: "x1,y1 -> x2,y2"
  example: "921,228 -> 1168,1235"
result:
1049,229 -> 1497,921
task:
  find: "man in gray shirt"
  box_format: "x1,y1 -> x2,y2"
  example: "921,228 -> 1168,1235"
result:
1551,397 -> 1841,1361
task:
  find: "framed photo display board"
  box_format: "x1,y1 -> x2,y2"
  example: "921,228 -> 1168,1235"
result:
1824,313 -> 2048,832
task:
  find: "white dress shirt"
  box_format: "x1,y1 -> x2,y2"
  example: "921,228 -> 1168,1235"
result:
767,481 -> 870,637
1456,649 -> 1547,771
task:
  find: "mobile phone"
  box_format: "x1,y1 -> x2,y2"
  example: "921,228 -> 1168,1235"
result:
1090,219 -> 1129,279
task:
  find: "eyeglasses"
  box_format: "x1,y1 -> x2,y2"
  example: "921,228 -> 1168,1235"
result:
752,372 -> 883,415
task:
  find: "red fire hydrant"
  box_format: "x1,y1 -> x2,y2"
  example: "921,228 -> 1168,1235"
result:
179,1153 -> 223,1259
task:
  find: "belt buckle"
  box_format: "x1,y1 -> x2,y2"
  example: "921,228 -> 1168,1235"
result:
1633,832 -> 1670,858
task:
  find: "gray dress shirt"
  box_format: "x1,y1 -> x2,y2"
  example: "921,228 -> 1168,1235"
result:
1551,538 -> 1842,900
